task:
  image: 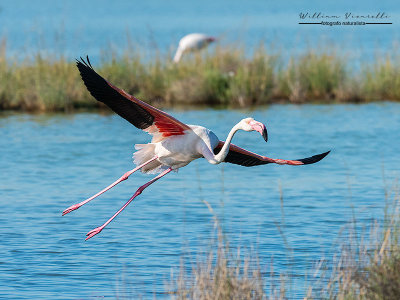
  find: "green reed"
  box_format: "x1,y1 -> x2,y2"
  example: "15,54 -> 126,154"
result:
2,38 -> 400,112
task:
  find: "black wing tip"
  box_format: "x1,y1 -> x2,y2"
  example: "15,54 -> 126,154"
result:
76,55 -> 104,87
298,150 -> 330,165
76,55 -> 94,70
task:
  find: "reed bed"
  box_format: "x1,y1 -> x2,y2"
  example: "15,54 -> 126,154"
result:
2,39 -> 400,111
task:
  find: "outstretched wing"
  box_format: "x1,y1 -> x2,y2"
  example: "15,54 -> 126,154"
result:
213,141 -> 330,167
76,56 -> 190,139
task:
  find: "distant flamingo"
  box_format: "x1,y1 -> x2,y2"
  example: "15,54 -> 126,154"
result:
173,33 -> 216,63
62,57 -> 330,240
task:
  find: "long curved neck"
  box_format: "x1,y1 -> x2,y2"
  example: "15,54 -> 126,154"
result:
214,124 -> 241,163
173,47 -> 183,63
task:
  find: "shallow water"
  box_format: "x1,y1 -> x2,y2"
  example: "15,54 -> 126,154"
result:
0,103 -> 399,298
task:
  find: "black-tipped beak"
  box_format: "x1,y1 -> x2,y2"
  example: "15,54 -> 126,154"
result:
249,120 -> 268,142
262,126 -> 268,142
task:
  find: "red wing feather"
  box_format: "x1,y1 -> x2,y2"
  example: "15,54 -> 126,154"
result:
76,56 -> 190,138
214,141 -> 330,167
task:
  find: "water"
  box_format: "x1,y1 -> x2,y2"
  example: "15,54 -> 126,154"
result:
1,0 -> 400,61
0,103 -> 399,298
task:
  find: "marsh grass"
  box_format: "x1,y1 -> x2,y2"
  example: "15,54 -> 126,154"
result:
167,200 -> 271,300
361,55 -> 400,101
169,234 -> 267,300
278,51 -> 349,102
307,179 -> 400,299
2,39 -> 400,111
164,182 -> 400,300
113,181 -> 400,299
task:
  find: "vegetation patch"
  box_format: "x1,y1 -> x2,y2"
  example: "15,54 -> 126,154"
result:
2,40 -> 400,111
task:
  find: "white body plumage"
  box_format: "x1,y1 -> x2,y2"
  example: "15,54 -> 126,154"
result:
173,33 -> 215,63
134,125 -> 220,173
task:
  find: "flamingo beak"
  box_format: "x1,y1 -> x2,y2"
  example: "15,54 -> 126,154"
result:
250,120 -> 268,142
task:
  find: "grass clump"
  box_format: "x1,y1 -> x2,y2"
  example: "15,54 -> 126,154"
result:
168,200 -> 271,300
170,236 -> 267,300
228,46 -> 278,106
308,181 -> 400,299
0,54 -> 90,111
361,55 -> 400,101
279,51 -> 349,102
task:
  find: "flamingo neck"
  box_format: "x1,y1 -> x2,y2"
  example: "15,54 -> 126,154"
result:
173,47 -> 184,63
214,124 -> 241,163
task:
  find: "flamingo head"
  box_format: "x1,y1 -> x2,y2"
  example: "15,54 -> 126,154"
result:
206,36 -> 216,43
240,118 -> 268,142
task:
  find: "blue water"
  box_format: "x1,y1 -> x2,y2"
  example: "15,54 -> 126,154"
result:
1,103 -> 399,298
1,0 -> 400,62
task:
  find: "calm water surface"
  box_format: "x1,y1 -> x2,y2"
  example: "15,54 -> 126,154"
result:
1,103 -> 399,298
1,0 -> 400,61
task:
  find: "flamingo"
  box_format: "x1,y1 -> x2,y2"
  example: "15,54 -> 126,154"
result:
63,57 -> 330,240
173,33 -> 216,63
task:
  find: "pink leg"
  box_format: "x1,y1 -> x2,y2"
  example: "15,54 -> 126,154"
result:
85,167 -> 173,240
62,156 -> 158,216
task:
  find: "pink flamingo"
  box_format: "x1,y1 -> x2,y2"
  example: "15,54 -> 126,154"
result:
63,57 -> 330,240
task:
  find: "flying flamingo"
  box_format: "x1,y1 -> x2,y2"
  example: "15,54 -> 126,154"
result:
173,33 -> 216,63
63,57 -> 330,240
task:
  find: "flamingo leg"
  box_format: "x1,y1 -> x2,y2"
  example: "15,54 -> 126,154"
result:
62,156 -> 158,216
85,167 -> 173,240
